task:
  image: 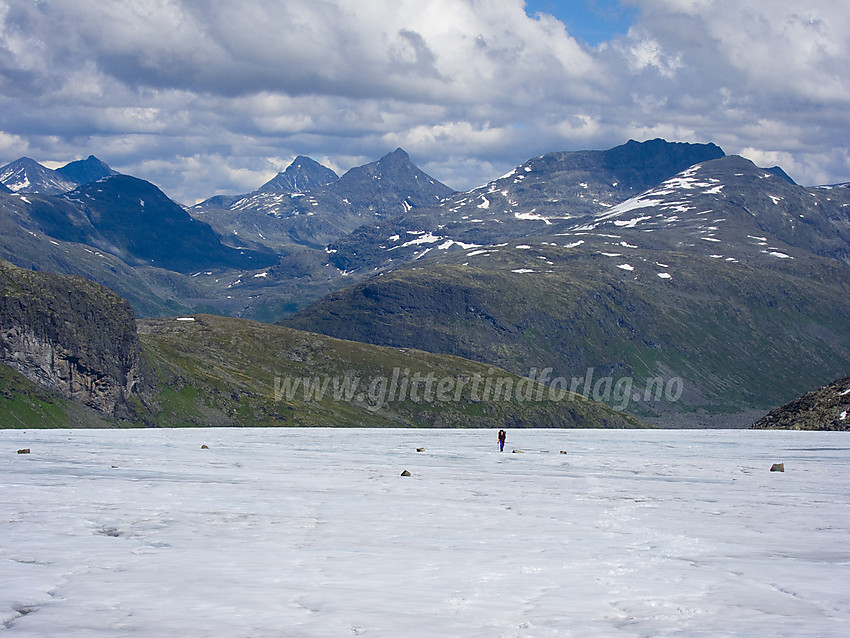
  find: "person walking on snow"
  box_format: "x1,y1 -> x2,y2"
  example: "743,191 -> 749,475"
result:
498,429 -> 506,452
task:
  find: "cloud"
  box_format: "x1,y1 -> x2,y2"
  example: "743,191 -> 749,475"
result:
0,0 -> 848,202
7,0 -> 592,103
627,0 -> 850,100
609,0 -> 850,184
624,36 -> 682,78
0,130 -> 24,156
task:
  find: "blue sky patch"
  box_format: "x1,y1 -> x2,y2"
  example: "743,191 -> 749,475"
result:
524,0 -> 638,46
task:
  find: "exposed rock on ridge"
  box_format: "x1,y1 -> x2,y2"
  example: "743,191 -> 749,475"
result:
752,377 -> 850,431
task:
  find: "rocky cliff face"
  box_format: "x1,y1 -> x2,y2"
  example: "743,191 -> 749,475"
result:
0,259 -> 153,421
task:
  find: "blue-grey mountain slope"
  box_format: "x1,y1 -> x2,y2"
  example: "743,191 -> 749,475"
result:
48,175 -> 276,273
0,174 -> 276,316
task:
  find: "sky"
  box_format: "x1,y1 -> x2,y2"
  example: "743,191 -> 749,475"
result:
1,0 -> 849,204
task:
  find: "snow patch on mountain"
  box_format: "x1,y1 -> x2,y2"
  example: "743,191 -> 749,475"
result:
613,215 -> 652,228
438,239 -> 480,251
515,211 -> 552,224
394,232 -> 441,249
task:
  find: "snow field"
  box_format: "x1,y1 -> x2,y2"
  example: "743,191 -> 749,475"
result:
2,428 -> 849,637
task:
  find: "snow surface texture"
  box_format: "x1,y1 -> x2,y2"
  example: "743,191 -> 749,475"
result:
2,428 -> 849,637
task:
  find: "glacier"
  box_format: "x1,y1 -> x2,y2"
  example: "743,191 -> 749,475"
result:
2,428 -> 849,637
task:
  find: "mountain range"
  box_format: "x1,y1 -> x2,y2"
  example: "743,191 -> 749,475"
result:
282,152 -> 850,425
190,148 -> 455,255
0,155 -> 117,195
1,139 -> 848,426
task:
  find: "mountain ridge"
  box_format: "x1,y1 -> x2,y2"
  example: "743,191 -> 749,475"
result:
0,140 -> 847,430
0,155 -> 120,196
324,139 -> 726,273
0,157 -> 79,196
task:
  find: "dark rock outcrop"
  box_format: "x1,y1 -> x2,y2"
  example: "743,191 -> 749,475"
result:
752,377 -> 850,431
0,259 -> 153,421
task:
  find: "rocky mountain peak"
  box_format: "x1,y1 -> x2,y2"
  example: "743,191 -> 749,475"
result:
382,147 -> 410,162
0,155 -> 122,196
330,148 -> 454,210
0,157 -> 79,196
56,155 -> 119,185
258,156 -> 339,194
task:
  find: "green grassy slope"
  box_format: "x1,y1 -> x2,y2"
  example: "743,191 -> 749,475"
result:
139,314 -> 646,428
